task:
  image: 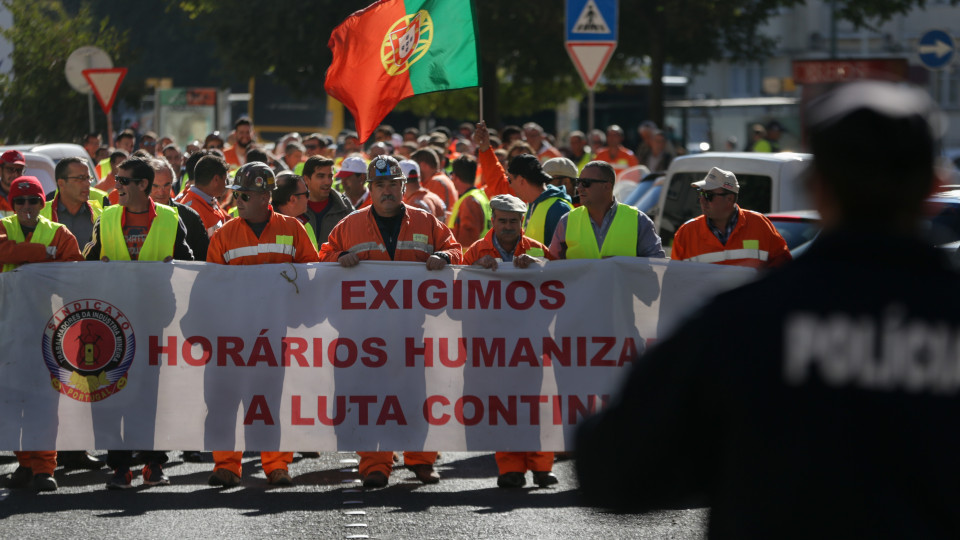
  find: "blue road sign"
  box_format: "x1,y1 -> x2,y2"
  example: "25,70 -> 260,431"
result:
566,0 -> 618,43
917,29 -> 955,70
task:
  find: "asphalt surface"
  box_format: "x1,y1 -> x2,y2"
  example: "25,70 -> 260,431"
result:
0,451 -> 706,539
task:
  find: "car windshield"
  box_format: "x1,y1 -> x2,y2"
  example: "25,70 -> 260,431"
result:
769,218 -> 821,250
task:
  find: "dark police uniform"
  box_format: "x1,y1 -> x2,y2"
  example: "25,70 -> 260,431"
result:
576,229 -> 960,539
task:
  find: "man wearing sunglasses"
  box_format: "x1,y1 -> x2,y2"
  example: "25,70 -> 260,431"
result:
83,156 -> 193,489
0,176 -> 84,492
671,167 -> 790,269
205,161 -> 319,488
548,161 -> 664,260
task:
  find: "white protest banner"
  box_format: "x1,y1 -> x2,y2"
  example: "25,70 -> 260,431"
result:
0,258 -> 754,452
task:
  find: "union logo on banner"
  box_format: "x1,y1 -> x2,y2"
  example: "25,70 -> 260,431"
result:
42,299 -> 136,402
380,10 -> 433,76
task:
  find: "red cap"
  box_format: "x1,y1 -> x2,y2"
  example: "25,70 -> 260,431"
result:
1,150 -> 26,167
8,176 -> 45,206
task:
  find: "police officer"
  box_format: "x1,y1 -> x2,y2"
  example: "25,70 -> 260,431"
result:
575,81 -> 960,538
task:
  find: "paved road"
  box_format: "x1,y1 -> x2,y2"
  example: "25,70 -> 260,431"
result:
0,451 -> 706,539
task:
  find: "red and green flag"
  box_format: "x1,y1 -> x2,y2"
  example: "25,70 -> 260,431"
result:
324,0 -> 480,142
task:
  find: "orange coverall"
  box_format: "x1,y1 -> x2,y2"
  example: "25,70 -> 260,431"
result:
462,230 -> 556,474
206,210 -> 320,476
320,204 -> 462,477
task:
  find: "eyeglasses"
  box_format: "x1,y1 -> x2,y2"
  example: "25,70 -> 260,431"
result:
13,196 -> 42,206
698,190 -> 731,202
304,144 -> 320,150
293,191 -> 309,199
234,191 -> 254,202
576,178 -> 610,188
65,175 -> 92,183
115,176 -> 140,186
3,165 -> 25,174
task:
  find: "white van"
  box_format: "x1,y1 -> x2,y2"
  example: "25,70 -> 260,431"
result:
654,152 -> 814,243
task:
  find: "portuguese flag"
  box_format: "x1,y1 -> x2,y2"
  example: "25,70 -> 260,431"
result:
324,0 -> 480,142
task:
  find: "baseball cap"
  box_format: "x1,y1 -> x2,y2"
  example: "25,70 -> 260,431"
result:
8,176 -> 45,206
507,154 -> 552,184
692,167 -> 739,193
1,150 -> 26,167
489,194 -> 527,214
336,156 -> 368,179
398,159 -> 420,182
542,157 -> 578,179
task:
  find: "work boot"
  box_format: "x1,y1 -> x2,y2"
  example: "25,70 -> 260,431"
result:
299,452 -> 320,459
362,471 -> 388,489
142,463 -> 170,486
408,464 -> 440,484
267,469 -> 293,486
7,466 -> 32,489
182,451 -> 206,463
33,473 -> 58,492
208,468 -> 241,487
532,471 -> 559,487
497,472 -> 526,488
58,451 -> 103,470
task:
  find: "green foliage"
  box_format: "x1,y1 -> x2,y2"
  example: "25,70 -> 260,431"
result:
0,0 -> 129,143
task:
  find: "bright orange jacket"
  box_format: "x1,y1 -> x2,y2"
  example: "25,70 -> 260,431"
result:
594,146 -> 639,177
222,146 -> 242,167
477,148 -> 515,199
207,210 -> 320,265
179,188 -> 231,233
462,229 -> 555,265
671,206 -> 792,269
403,185 -> 446,220
424,173 -> 458,211
319,204 -> 462,264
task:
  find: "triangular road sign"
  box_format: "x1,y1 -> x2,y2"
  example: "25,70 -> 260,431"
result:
82,68 -> 127,115
572,0 -> 611,34
566,42 -> 616,89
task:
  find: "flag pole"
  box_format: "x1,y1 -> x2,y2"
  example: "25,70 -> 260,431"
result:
478,87 -> 484,122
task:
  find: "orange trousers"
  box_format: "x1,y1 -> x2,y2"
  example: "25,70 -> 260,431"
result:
212,451 -> 292,477
495,451 -> 554,475
358,451 -> 437,477
15,451 -> 57,476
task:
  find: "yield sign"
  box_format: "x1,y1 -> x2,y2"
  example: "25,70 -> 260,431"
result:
82,68 -> 127,115
565,42 -> 616,89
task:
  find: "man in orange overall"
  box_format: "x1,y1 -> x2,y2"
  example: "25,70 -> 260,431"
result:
461,194 -> 558,487
319,155 -> 462,488
206,161 -> 320,487
0,176 -> 84,492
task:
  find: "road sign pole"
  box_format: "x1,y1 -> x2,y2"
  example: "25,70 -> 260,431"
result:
588,89 -> 595,133
107,110 -> 114,149
88,93 -> 95,133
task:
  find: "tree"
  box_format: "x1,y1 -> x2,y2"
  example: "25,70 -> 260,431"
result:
0,0 -> 129,143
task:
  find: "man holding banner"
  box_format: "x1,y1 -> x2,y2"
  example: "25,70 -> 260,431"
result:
1,176 -> 84,492
320,155 -> 461,488
206,161 -> 320,487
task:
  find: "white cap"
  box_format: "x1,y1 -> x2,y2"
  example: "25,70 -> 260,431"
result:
692,167 -> 739,193
398,159 -> 421,182
335,156 -> 367,178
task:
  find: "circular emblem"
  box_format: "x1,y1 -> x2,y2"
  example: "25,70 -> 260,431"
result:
42,299 -> 135,403
380,10 -> 433,76
255,176 -> 264,188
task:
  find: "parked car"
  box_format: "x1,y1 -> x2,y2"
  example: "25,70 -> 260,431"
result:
622,172 -> 666,218
766,210 -> 821,251
654,152 -> 814,243
30,143 -> 99,182
11,152 -> 58,195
